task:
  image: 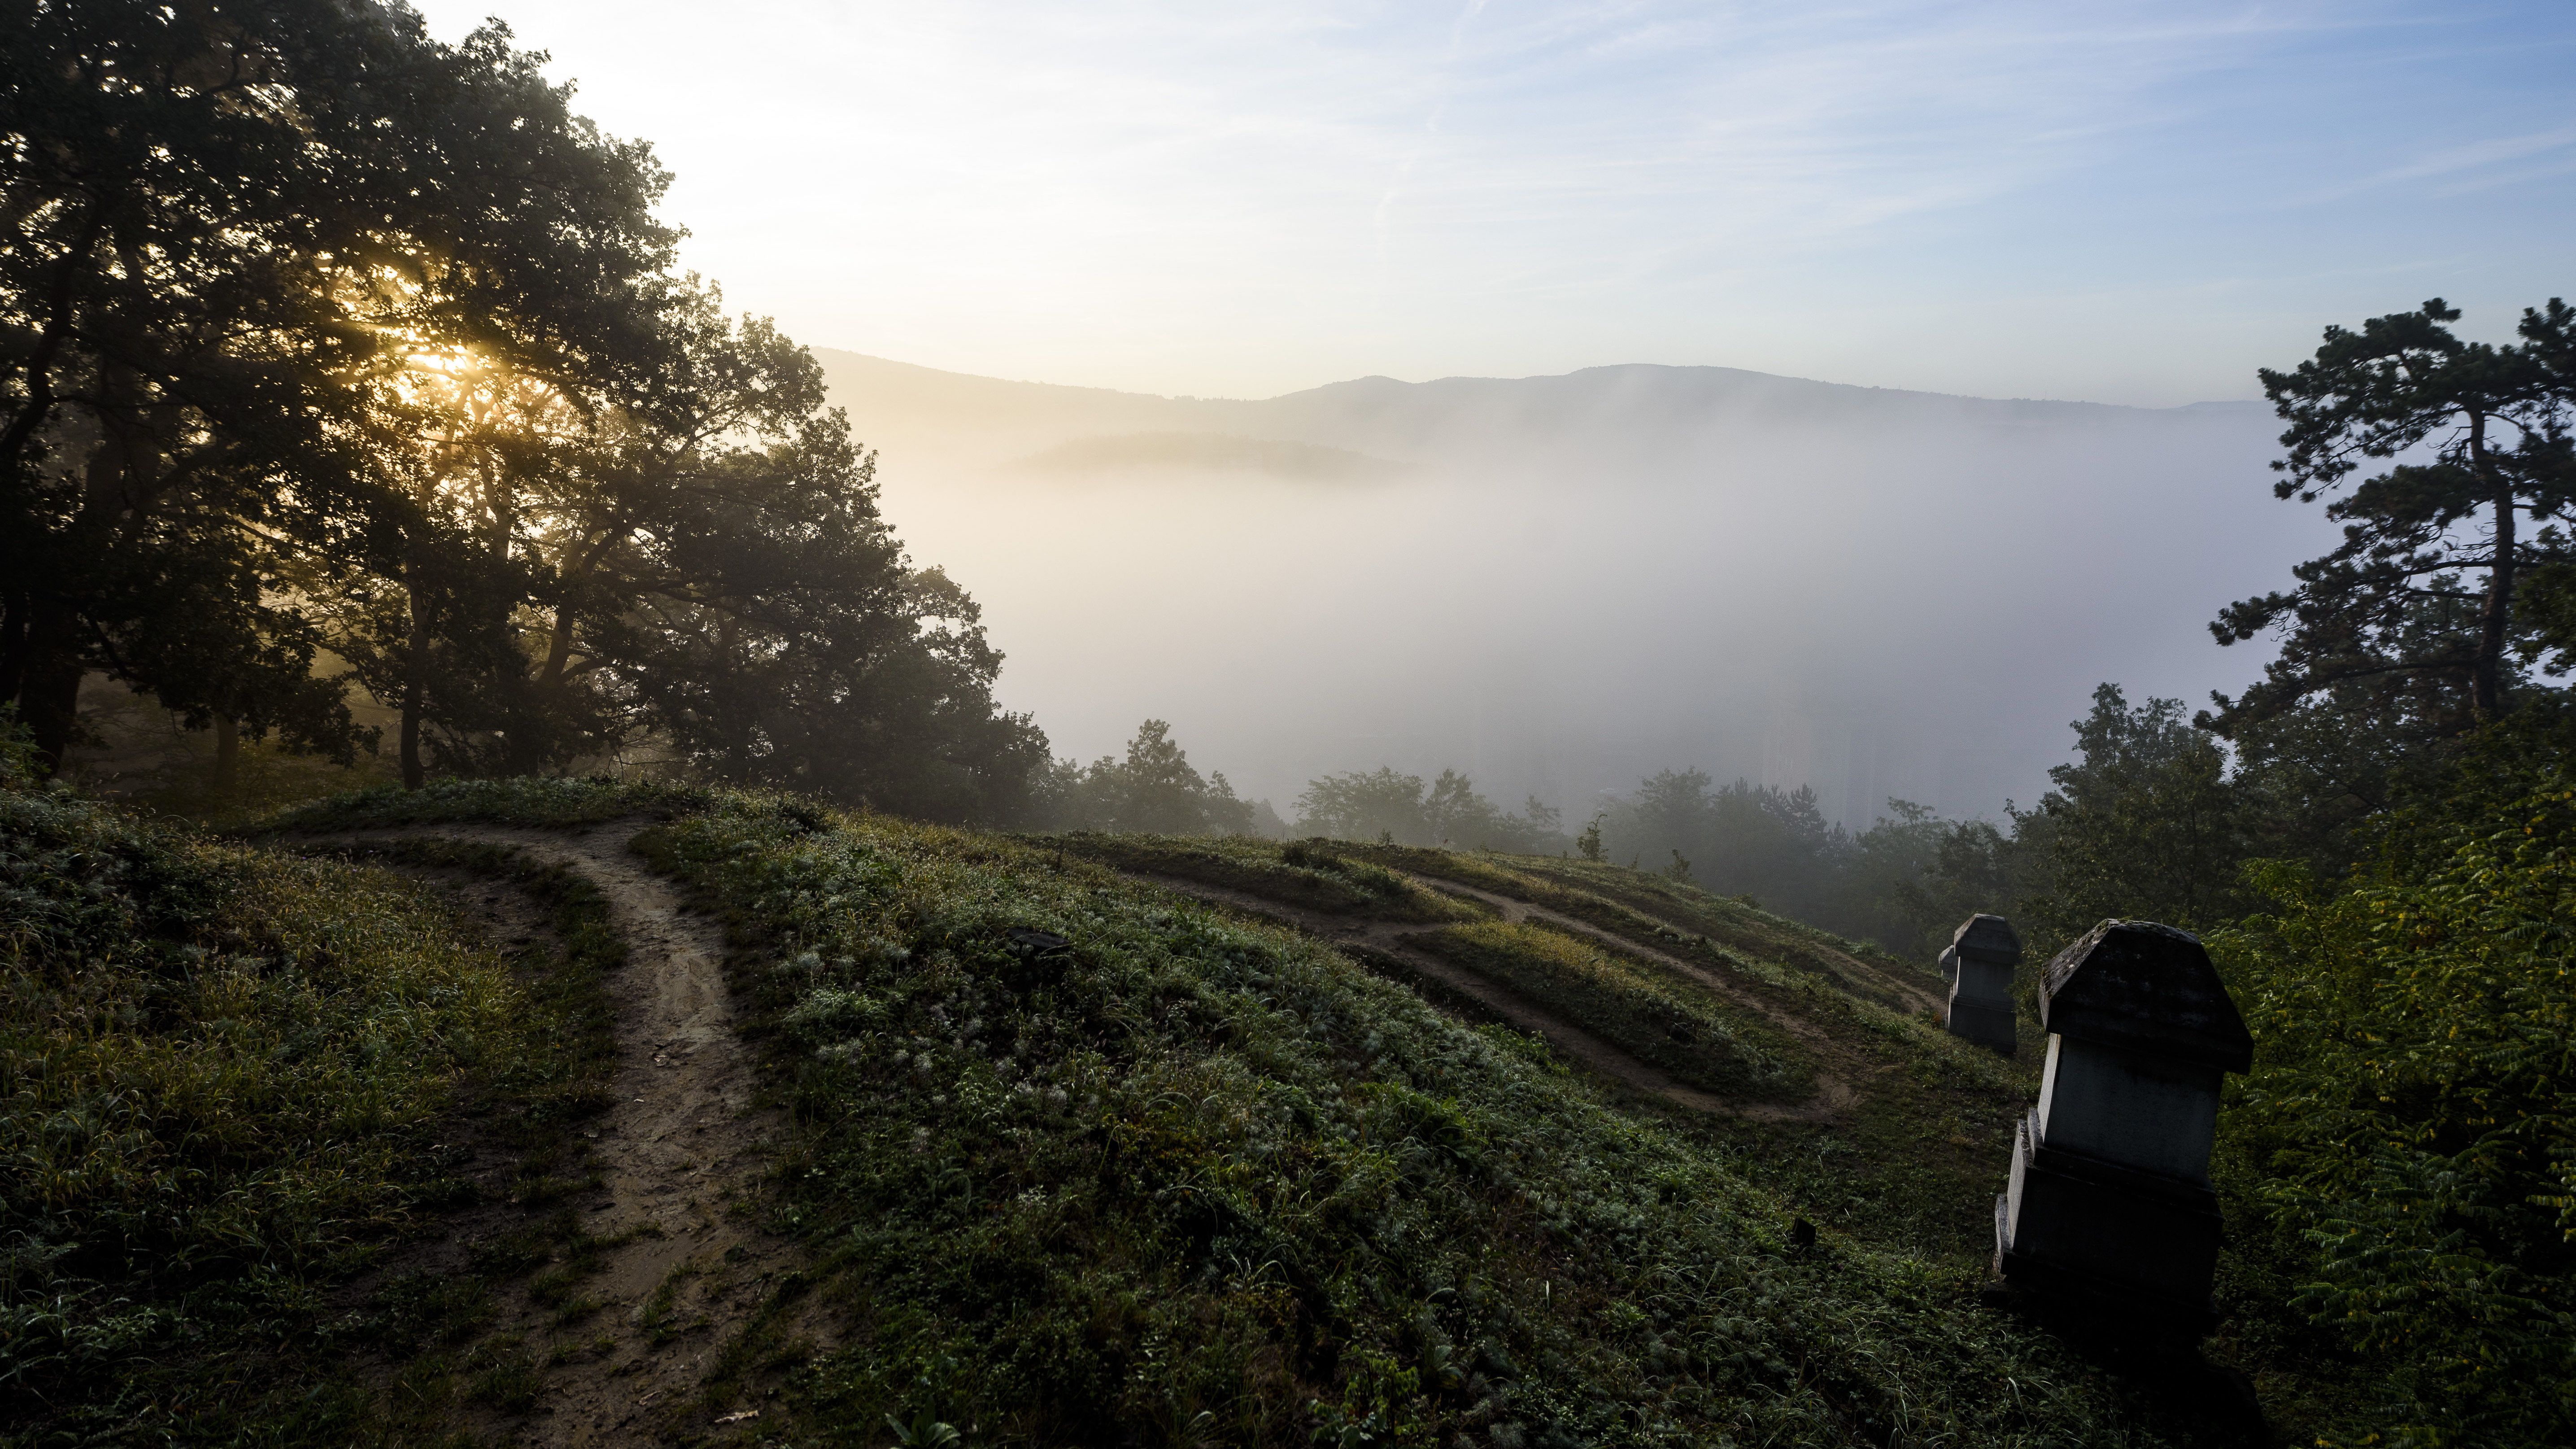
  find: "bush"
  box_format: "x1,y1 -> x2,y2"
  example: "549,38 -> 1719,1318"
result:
0,787 -> 555,1440
2214,775 -> 2576,1446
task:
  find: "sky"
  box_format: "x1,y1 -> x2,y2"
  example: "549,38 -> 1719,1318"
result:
404,0 -> 2576,406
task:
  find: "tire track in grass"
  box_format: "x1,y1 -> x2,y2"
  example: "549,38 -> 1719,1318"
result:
1132,871 -> 1850,1122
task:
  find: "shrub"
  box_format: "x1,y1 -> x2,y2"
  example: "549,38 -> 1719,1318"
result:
2214,777 -> 2576,1446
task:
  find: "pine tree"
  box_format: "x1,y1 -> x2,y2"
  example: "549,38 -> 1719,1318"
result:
2206,298 -> 2576,739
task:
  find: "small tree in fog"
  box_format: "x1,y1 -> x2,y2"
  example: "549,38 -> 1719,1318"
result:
1041,720 -> 1273,835
2022,684 -> 2246,942
1424,769 -> 1497,844
1203,772 -> 1263,836
1296,766 -> 1559,849
1612,769 -> 1847,917
1297,768 -> 1429,842
1114,720 -> 1213,834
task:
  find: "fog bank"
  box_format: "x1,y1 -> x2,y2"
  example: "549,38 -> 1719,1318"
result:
822,351 -> 2330,828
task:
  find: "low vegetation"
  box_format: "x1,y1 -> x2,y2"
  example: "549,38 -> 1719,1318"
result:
1082,832 -> 2036,1265
0,788 -> 621,1443
21,756 -> 2569,1444
264,777 -> 2227,1447
2205,752 -> 2576,1446
1408,918 -> 1809,1100
1366,844 -> 1933,1015
1051,832 -> 1480,922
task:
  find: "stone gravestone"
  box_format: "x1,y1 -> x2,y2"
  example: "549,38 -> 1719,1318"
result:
1944,914 -> 2020,1053
1993,919 -> 2254,1333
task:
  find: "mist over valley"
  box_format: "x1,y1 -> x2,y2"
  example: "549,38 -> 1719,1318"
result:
828,349 -> 2324,828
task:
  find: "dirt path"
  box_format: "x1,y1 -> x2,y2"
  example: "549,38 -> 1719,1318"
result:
308,821 -> 797,1445
1134,872 -> 1847,1122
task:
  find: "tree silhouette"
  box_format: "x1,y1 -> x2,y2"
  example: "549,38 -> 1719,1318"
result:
2206,298 -> 2576,738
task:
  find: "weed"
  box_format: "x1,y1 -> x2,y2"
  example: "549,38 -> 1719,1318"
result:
1408,918 -> 1810,1099
640,1261 -> 700,1346
1045,831 -> 1481,922
463,1334 -> 544,1412
0,788 -> 624,1444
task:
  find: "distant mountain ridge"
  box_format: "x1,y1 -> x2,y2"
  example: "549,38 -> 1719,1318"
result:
812,349 -> 2262,479
805,345 -> 2313,834
1013,431 -> 1401,480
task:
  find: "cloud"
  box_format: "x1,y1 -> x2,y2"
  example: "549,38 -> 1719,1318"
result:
2297,123 -> 2576,203
410,0 -> 2576,403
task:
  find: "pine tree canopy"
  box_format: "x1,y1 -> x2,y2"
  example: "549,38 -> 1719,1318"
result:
2206,298 -> 2576,737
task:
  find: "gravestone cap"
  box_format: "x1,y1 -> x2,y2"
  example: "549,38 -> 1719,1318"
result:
2040,919 -> 2253,1072
1950,913 -> 2022,965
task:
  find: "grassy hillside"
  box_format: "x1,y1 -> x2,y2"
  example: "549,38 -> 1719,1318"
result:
278,783 -> 2257,1445
0,788 -> 623,1445
1057,835 -> 2029,1265
7,777 -> 2283,1445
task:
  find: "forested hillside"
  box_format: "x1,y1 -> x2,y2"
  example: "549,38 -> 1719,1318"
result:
2,0 -> 1045,820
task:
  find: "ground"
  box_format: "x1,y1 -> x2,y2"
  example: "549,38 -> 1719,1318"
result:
2,781 -> 2282,1447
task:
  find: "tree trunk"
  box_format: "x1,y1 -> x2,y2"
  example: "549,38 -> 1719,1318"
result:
15,358 -> 148,772
540,602 -> 578,688
400,585 -> 429,790
212,715 -> 240,792
482,454 -> 514,560
538,530 -> 616,690
0,589 -> 29,705
16,601 -> 85,776
2471,413 -> 2515,720
0,206 -> 101,483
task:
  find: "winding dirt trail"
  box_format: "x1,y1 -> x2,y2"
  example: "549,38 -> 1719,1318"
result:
308,821 -> 797,1445
1136,871 -> 1851,1122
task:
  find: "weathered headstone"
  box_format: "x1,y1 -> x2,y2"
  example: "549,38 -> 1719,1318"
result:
1944,914 -> 2020,1053
1993,919 -> 2254,1332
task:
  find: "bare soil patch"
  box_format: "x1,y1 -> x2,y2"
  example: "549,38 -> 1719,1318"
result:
306,821 -> 807,1445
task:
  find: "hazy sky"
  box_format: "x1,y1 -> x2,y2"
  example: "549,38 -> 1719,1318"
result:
406,1 -> 2574,406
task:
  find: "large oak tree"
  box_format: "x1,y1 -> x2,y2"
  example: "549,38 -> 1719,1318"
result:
1,0 -> 675,775
5,2 -> 1051,817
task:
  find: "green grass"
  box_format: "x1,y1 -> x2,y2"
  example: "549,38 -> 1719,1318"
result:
1033,835 -> 2062,1273
270,774 -> 716,831
1364,845 -> 1940,1012
1047,832 -> 1483,923
1407,918 -> 1812,1100
17,775 -> 2307,1443
107,734 -> 405,832
508,783 -> 2198,1445
0,787 -> 621,1446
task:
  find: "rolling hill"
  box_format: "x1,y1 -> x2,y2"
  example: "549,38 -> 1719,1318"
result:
3,777 -> 2297,1445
